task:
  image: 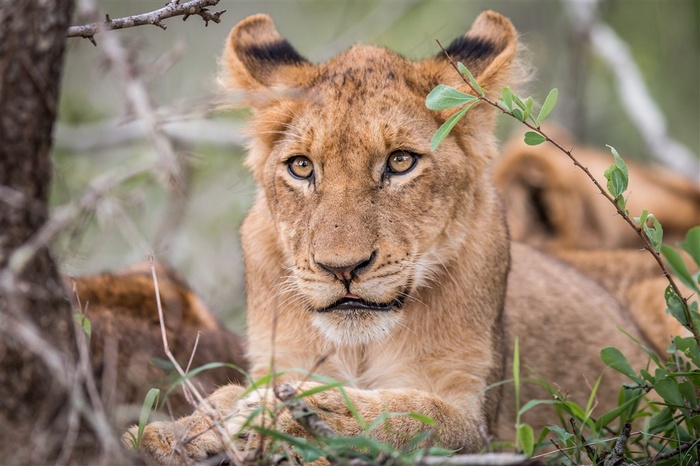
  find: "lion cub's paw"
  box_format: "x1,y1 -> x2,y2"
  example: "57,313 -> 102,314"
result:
124,385 -> 272,465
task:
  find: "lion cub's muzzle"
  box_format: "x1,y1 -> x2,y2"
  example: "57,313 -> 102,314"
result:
315,250 -> 377,285
312,250 -> 406,312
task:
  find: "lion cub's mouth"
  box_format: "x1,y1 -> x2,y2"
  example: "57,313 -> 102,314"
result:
316,294 -> 404,313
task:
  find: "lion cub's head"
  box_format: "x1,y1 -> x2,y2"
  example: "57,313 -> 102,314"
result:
222,12 -> 520,345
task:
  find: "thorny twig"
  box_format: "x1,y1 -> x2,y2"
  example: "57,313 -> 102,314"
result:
67,0 -> 226,44
436,40 -> 700,349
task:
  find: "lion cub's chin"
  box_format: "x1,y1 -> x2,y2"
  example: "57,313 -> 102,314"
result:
311,310 -> 404,346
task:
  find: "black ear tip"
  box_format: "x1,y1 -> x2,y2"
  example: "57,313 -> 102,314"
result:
230,14 -> 309,67
240,40 -> 309,66
439,35 -> 497,62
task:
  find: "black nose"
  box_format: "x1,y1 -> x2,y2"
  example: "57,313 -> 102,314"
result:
316,251 -> 376,284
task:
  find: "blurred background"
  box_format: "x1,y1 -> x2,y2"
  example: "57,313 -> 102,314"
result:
53,0 -> 699,332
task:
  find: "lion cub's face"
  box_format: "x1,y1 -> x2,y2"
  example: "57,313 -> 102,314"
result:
260,50 -> 472,345
224,14 -> 517,345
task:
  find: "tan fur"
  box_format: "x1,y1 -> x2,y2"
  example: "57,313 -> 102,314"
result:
493,128 -> 698,354
68,263 -> 247,422
494,127 -> 700,250
132,12 -> 654,463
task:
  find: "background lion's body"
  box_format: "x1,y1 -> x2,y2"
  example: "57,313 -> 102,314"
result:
69,263 -> 247,424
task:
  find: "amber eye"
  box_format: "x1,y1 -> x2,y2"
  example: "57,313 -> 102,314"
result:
287,156 -> 314,180
386,150 -> 418,175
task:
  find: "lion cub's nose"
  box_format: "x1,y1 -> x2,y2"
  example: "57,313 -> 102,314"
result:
316,251 -> 376,284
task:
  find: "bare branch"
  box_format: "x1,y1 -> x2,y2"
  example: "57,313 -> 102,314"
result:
637,438 -> 699,465
67,0 -> 226,41
5,161 -> 152,277
91,10 -> 183,191
603,422 -> 630,466
54,117 -> 246,152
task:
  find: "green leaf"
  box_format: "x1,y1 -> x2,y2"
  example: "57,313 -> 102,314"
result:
546,424 -> 574,446
501,87 -> 514,110
673,335 -> 700,367
524,96 -> 534,121
296,381 -> 346,399
661,244 -> 700,293
604,166 -> 626,199
536,88 -> 558,125
595,391 -> 645,430
653,378 -> 685,408
648,407 -> 673,432
678,381 -> 698,410
635,210 -> 650,228
406,412 -> 437,426
524,131 -> 547,146
617,326 -> 662,366
512,107 -> 524,121
325,435 -> 395,455
689,415 -> 700,431
642,214 -> 664,252
426,84 -> 477,110
607,145 -> 628,173
513,337 -> 521,412
583,375 -> 603,422
604,145 -> 629,200
457,62 -> 484,95
430,102 -> 475,151
519,399 -> 557,416
164,362 -> 245,400
254,427 -> 326,462
73,312 -> 91,339
679,227 -> 700,267
600,347 -> 641,383
516,423 -> 535,457
665,286 -> 688,327
136,388 -> 160,447
338,387 -> 368,430
513,93 -> 527,111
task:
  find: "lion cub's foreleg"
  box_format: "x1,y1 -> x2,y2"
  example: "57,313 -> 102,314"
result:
130,381 -> 483,464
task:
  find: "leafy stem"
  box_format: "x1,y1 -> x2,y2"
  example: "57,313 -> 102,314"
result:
433,40 -> 699,348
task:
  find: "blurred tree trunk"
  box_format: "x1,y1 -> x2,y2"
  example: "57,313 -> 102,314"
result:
0,0 -> 117,462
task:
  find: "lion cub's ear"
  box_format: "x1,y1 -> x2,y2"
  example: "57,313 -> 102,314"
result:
219,14 -> 315,96
428,11 -> 520,95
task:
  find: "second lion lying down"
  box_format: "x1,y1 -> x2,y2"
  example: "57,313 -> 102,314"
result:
131,11 -> 655,463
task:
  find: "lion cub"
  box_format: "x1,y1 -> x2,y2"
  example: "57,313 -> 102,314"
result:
132,11 -> 651,463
